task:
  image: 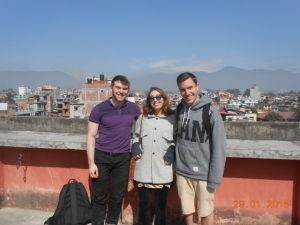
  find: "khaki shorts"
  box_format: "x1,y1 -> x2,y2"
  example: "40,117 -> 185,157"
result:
176,173 -> 215,217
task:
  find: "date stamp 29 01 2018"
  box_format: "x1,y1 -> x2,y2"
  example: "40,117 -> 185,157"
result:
234,200 -> 289,209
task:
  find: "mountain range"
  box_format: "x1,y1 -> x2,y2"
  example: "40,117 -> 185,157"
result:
0,71 -> 83,91
130,67 -> 300,92
0,67 -> 299,92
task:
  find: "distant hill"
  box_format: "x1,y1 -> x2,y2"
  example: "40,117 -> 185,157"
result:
1,67 -> 299,92
130,67 -> 300,92
0,71 -> 83,91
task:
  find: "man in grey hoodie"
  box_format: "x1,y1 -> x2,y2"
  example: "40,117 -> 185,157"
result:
174,72 -> 227,225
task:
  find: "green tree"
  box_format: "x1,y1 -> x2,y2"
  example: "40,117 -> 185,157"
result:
6,92 -> 13,101
251,107 -> 258,114
243,89 -> 250,97
225,88 -> 241,96
295,108 -> 300,121
263,112 -> 285,122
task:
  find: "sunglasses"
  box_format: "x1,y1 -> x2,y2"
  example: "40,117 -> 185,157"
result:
149,96 -> 162,102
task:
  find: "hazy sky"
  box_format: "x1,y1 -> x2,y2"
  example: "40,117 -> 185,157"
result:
1,0 -> 299,79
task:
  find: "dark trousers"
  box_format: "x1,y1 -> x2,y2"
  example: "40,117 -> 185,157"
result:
138,185 -> 170,225
92,150 -> 131,225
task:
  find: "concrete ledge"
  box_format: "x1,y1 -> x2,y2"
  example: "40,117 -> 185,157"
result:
225,121 -> 300,141
1,130 -> 300,160
0,130 -> 86,150
227,139 -> 300,160
0,116 -> 88,134
1,116 -> 300,141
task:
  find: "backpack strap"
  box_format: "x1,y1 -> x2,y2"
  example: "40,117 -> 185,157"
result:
77,182 -> 92,222
176,102 -> 212,137
77,182 -> 92,209
174,103 -> 184,140
176,103 -> 183,121
202,103 -> 212,137
53,183 -> 69,216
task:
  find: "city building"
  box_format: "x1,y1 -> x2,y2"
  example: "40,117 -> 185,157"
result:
27,95 -> 47,116
18,85 -> 31,96
76,74 -> 112,118
0,102 -> 16,116
14,95 -> 28,110
62,97 -> 70,117
250,84 -> 261,101
56,98 -> 64,114
46,95 -> 54,114
35,84 -> 61,105
217,90 -> 232,104
70,102 -> 85,118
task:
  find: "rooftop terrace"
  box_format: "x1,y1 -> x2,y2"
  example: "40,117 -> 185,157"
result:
0,116 -> 300,224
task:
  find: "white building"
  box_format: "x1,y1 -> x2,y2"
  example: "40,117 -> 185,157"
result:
242,98 -> 258,107
250,85 -> 261,101
0,103 -> 8,110
70,103 -> 85,118
18,85 -> 31,96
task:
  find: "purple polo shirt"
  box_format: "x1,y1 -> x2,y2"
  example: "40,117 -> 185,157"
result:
89,98 -> 140,153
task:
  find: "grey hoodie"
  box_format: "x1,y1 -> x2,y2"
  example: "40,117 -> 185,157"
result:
174,94 -> 227,189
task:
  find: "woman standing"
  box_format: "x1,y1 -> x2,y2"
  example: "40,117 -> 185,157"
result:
131,87 -> 176,225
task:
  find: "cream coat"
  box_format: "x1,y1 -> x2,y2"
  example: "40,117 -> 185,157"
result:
133,113 -> 176,184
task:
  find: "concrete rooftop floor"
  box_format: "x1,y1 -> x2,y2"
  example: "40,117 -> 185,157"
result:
0,207 -> 182,225
0,207 -> 54,225
0,207 -> 105,225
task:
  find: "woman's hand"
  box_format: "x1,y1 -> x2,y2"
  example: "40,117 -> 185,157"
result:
131,142 -> 142,160
163,145 -> 175,165
134,153 -> 142,160
164,160 -> 171,166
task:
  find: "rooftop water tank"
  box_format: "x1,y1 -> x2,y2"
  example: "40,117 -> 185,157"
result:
86,78 -> 92,84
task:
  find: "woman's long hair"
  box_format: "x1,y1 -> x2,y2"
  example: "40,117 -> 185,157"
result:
143,87 -> 173,116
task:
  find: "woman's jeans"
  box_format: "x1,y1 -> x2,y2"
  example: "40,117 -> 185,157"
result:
138,185 -> 170,225
91,150 -> 131,225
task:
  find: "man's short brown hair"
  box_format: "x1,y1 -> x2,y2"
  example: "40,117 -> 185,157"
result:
111,75 -> 130,88
176,72 -> 198,86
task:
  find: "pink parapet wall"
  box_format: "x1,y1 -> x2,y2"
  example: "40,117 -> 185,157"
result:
0,147 -> 300,224
216,158 -> 298,224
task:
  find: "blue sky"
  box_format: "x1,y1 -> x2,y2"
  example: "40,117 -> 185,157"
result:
1,0 -> 299,80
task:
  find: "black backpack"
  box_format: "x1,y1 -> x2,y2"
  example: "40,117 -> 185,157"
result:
176,102 -> 212,137
44,179 -> 92,225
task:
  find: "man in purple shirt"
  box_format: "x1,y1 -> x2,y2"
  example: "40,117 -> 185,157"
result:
86,75 -> 140,225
